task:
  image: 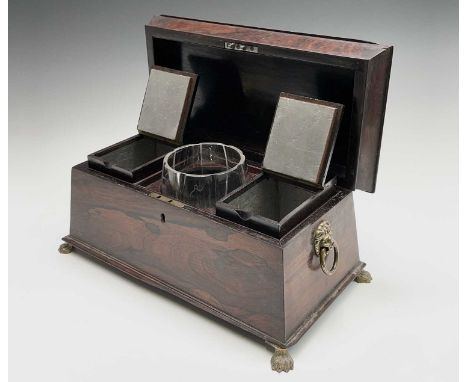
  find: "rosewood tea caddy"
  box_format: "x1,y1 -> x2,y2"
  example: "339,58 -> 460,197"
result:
59,15 -> 393,372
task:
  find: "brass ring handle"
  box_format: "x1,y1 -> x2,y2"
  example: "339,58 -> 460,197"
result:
319,245 -> 338,276
313,221 -> 339,276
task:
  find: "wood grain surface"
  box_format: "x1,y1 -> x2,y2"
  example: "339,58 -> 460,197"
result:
282,192 -> 360,339
148,15 -> 389,60
70,165 -> 285,339
145,15 -> 393,193
65,16 -> 388,347
68,164 -> 362,344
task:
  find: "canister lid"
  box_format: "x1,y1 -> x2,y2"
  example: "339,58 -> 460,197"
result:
137,66 -> 198,143
263,92 -> 343,188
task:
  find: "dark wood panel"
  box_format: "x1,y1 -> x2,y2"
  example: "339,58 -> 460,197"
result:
70,165 -> 285,339
148,15 -> 388,59
282,192 -> 360,339
63,235 -> 290,346
67,164 -> 364,345
145,15 -> 393,193
63,16 -> 389,357
355,47 -> 394,192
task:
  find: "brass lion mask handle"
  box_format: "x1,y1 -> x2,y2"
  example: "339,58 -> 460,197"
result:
313,221 -> 339,276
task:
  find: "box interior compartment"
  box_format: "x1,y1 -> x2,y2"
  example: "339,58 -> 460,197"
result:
96,136 -> 173,170
225,177 -> 316,222
216,174 -> 337,238
137,160 -> 262,209
88,133 -> 337,238
88,135 -> 175,182
86,18 -> 390,238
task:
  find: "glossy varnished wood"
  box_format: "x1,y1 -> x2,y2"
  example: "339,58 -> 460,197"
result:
145,15 -> 393,192
282,192 -> 360,340
149,15 -> 388,60
68,163 -> 363,345
63,234 -> 364,348
353,48 -> 393,191
70,163 -> 284,339
62,17 -> 391,367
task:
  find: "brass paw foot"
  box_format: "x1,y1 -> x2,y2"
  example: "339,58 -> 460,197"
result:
354,269 -> 372,283
270,344 -> 294,373
58,243 -> 74,254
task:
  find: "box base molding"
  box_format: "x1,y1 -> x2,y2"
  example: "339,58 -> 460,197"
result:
60,235 -> 367,371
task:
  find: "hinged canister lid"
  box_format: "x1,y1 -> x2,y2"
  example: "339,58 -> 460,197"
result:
137,65 -> 198,144
263,93 -> 343,188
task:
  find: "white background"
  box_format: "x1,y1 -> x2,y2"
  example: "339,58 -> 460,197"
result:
8,0 -> 458,381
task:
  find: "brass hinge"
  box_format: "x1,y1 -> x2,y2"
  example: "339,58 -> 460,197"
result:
149,192 -> 185,208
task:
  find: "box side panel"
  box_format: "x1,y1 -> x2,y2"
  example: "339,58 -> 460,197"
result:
69,166 -> 284,340
283,192 -> 360,339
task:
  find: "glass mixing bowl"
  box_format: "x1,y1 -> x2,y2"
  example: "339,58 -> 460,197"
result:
161,143 -> 246,208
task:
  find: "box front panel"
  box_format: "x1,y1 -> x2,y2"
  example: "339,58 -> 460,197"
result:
70,165 -> 284,340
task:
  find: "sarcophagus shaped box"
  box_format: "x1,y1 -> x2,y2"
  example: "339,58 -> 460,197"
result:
60,15 -> 393,373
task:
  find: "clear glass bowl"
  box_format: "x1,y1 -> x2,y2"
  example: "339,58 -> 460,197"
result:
161,143 -> 246,208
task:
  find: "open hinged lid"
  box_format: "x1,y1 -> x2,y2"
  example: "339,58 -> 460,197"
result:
137,65 -> 198,144
145,15 -> 393,192
263,93 -> 343,188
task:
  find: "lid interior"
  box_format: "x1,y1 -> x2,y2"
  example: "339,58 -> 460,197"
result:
145,16 -> 392,192
153,38 -> 354,176
262,93 -> 343,188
